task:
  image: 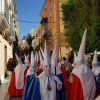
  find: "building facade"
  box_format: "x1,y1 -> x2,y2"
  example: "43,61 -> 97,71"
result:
29,27 -> 36,49
38,0 -> 70,57
35,23 -> 42,50
0,0 -> 20,82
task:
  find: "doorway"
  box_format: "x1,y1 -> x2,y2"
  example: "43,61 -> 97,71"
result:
4,45 -> 7,78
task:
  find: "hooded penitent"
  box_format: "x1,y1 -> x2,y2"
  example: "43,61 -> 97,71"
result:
31,51 -> 37,68
35,52 -> 39,62
43,40 -> 51,76
22,51 -> 39,100
39,50 -> 44,70
51,44 -> 62,75
40,47 -> 44,58
8,53 -> 26,96
72,29 -> 96,100
58,49 -> 68,90
51,44 -> 58,67
26,51 -> 37,76
58,49 -> 62,63
15,53 -> 22,64
14,53 -> 26,89
24,54 -> 29,66
76,29 -> 87,66
22,41 -> 64,100
72,51 -> 77,67
37,40 -> 63,100
92,49 -> 98,66
92,49 -> 100,76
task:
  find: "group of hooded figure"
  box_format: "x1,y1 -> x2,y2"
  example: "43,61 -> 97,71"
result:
8,40 -> 66,100
8,28 -> 100,100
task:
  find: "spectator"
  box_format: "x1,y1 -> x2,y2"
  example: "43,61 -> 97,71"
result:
7,58 -> 16,79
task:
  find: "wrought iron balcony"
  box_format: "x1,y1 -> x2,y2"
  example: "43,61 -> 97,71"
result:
40,18 -> 48,24
5,1 -> 9,23
42,29 -> 52,40
40,18 -> 48,36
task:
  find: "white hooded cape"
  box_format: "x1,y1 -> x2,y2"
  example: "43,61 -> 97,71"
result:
71,29 -> 96,100
15,64 -> 26,89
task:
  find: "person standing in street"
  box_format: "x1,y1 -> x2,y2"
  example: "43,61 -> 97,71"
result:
7,58 -> 16,81
8,53 -> 27,96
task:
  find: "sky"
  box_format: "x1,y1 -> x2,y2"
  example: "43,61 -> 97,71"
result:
15,0 -> 45,39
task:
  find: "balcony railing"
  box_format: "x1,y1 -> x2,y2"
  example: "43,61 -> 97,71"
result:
0,0 -> 2,13
42,24 -> 48,36
5,1 -> 9,23
10,15 -> 14,32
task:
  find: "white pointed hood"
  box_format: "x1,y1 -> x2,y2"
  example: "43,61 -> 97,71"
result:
40,47 -> 44,58
30,51 -> 37,69
39,50 -> 44,70
15,53 -> 22,64
92,49 -> 98,65
72,29 -> 96,100
43,41 -> 51,76
76,28 -> 87,65
51,44 -> 58,67
24,54 -> 29,65
72,51 -> 77,67
35,52 -> 39,62
83,54 -> 88,66
50,44 -> 62,75
74,51 -> 77,62
59,49 -> 62,63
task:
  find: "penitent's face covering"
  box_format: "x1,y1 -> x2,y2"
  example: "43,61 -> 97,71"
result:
44,64 -> 51,76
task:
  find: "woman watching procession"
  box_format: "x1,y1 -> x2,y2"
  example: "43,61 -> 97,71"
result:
7,58 -> 16,81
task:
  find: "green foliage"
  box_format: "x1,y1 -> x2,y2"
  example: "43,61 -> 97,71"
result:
26,34 -> 35,46
61,0 -> 100,52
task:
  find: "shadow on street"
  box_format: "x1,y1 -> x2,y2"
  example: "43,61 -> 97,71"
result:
10,96 -> 22,100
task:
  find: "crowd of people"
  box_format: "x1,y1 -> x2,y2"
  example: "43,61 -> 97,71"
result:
6,29 -> 100,100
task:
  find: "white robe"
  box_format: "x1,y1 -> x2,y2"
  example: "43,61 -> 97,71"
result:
51,65 -> 62,75
72,64 -> 96,100
38,72 -> 56,100
15,64 -> 26,89
26,67 -> 37,77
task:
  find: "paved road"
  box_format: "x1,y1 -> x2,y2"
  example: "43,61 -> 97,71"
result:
10,96 -> 22,100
